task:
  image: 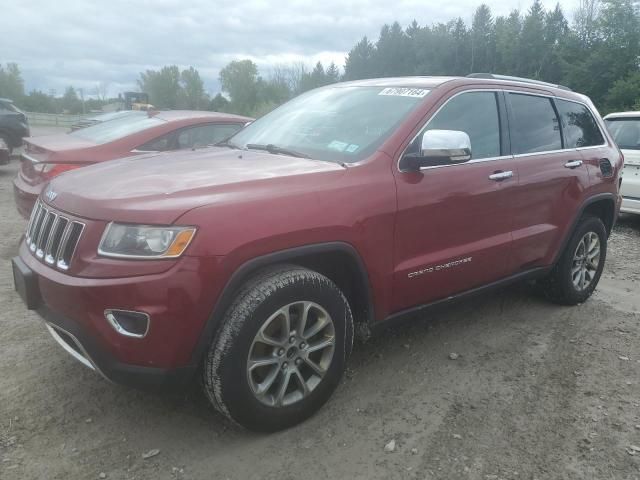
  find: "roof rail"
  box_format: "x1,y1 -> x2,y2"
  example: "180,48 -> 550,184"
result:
466,73 -> 572,92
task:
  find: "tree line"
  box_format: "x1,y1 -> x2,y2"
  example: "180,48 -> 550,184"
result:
1,0 -> 639,117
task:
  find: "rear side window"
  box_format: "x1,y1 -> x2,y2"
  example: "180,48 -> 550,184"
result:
555,99 -> 604,148
176,123 -> 242,149
605,118 -> 640,150
424,91 -> 501,159
508,93 -> 561,154
138,133 -> 173,152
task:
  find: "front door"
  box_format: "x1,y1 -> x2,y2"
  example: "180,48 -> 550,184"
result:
391,90 -> 516,312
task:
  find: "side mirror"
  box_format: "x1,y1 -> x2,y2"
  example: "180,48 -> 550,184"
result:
400,129 -> 472,171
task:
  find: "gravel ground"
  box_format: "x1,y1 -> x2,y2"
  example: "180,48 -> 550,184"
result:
1,131 -> 640,479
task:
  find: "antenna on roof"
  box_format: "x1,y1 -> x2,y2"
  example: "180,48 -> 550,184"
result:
466,73 -> 572,92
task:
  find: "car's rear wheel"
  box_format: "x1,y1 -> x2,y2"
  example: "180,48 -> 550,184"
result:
202,265 -> 353,432
539,215 -> 607,305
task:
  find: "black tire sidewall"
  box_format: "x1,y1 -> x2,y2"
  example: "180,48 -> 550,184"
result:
558,216 -> 607,303
217,272 -> 350,432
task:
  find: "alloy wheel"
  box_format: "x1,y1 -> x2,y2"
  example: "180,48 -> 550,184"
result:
247,301 -> 335,407
571,231 -> 601,291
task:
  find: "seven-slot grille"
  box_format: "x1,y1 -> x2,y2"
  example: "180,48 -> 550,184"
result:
25,200 -> 85,270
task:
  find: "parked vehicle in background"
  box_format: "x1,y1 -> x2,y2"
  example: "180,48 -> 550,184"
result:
604,112 -> 640,214
0,137 -> 9,165
12,110 -> 251,218
70,110 -> 146,131
12,75 -> 621,432
0,97 -> 30,153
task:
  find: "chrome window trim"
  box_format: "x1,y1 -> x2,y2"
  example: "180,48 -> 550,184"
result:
397,88 -> 609,173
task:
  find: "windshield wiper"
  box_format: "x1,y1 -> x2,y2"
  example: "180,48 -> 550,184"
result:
245,143 -> 310,159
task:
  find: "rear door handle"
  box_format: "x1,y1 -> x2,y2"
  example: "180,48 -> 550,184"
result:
489,171 -> 513,181
564,160 -> 583,169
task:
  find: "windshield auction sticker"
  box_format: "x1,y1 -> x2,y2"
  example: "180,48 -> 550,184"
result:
378,87 -> 429,98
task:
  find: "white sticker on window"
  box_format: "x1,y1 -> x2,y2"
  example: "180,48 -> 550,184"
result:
328,140 -> 349,151
345,144 -> 359,153
378,87 -> 429,98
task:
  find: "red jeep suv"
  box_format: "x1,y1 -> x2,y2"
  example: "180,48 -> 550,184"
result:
12,75 -> 622,431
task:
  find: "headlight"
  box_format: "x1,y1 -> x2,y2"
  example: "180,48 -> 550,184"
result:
98,223 -> 197,259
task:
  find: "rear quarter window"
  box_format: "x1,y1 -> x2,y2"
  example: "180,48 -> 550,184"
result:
555,99 -> 604,148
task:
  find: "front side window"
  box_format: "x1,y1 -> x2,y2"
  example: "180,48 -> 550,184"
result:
419,91 -> 501,160
509,93 -> 562,154
556,99 -> 604,148
605,118 -> 640,150
228,86 -> 429,163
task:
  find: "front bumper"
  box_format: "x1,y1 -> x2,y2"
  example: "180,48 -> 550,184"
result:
38,306 -> 196,390
13,245 -> 225,391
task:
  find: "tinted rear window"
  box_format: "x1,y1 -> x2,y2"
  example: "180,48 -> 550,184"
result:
606,118 -> 640,150
509,93 -> 561,154
555,99 -> 603,148
70,114 -> 165,144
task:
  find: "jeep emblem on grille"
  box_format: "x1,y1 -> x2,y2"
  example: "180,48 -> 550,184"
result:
45,189 -> 57,202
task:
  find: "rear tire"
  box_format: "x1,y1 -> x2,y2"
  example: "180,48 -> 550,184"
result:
539,215 -> 607,305
202,265 -> 353,432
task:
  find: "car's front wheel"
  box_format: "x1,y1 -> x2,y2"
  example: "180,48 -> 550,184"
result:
202,265 -> 353,432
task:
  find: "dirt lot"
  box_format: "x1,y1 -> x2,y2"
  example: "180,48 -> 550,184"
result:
1,130 -> 640,479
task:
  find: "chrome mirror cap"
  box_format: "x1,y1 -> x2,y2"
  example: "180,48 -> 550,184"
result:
420,129 -> 472,163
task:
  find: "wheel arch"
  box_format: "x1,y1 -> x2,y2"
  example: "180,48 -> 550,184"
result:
552,193 -> 617,265
191,242 -> 375,365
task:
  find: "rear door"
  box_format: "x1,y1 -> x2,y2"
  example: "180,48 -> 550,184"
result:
507,92 -> 591,271
391,89 -> 517,311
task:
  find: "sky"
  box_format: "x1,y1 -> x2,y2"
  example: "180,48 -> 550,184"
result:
2,0 -> 581,98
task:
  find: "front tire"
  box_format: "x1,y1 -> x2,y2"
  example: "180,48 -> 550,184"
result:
539,215 -> 607,305
202,265 -> 353,432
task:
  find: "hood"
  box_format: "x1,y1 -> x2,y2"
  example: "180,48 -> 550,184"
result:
45,147 -> 346,224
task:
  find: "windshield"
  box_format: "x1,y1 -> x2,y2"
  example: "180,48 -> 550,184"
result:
70,113 -> 165,144
228,86 -> 429,163
606,118 -> 640,150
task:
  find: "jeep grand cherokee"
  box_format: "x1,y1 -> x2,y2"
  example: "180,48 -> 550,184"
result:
12,74 -> 623,431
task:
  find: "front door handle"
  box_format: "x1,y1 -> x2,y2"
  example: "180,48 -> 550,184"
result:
564,160 -> 583,169
489,171 -> 513,181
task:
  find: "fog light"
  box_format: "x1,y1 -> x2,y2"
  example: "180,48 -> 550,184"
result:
104,309 -> 150,338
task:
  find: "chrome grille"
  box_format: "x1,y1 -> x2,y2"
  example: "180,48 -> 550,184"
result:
25,200 -> 84,270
